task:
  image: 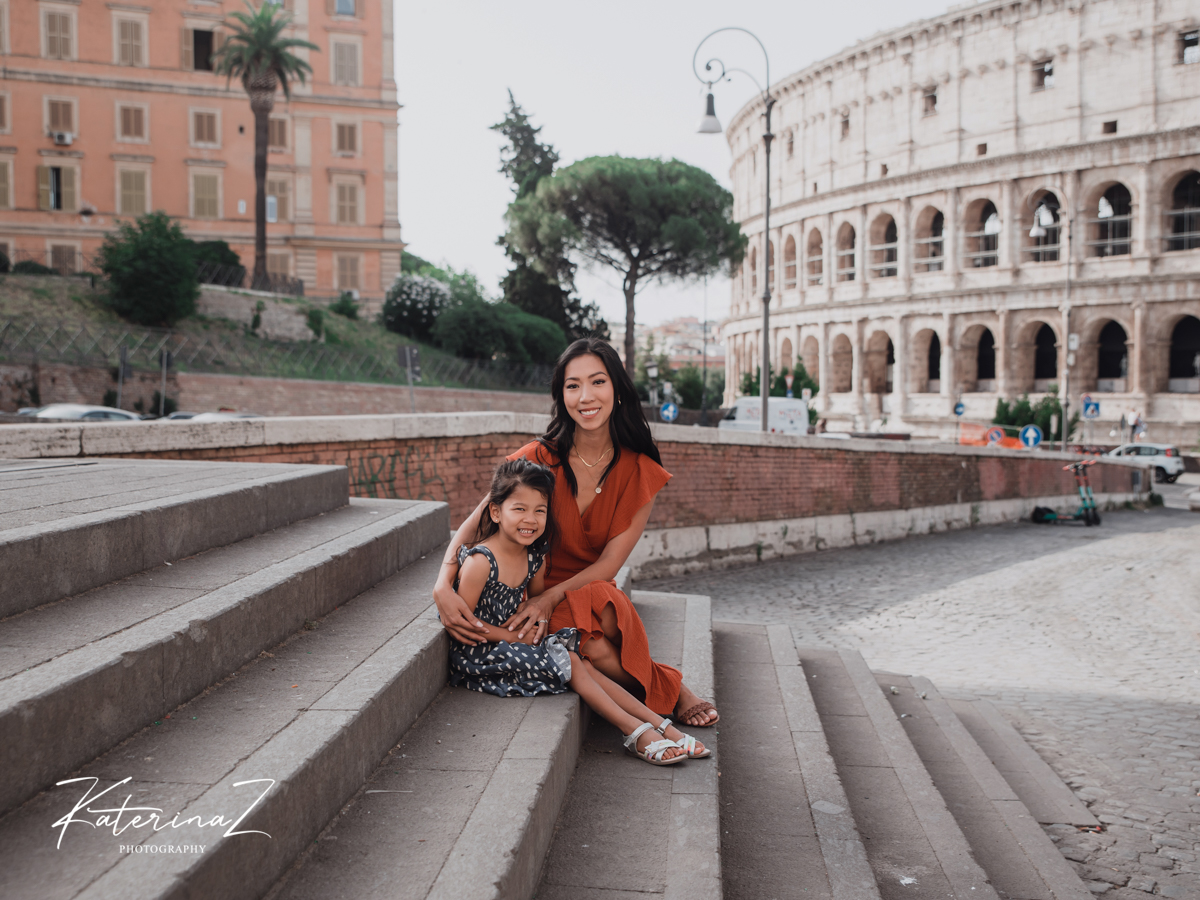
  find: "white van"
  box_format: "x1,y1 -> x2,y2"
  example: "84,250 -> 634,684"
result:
718,397 -> 812,435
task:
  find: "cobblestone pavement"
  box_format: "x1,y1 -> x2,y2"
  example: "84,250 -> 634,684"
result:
644,501 -> 1200,898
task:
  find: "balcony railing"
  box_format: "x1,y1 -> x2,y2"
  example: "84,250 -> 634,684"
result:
913,235 -> 944,271
868,242 -> 898,277
963,231 -> 999,267
835,249 -> 856,282
1087,215 -> 1132,257
1165,208 -> 1200,251
805,255 -> 824,285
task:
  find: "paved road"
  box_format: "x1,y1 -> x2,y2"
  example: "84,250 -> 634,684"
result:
644,493 -> 1200,899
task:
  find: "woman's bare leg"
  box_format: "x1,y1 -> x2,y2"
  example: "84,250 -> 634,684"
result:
578,657 -> 705,755
566,654 -> 683,760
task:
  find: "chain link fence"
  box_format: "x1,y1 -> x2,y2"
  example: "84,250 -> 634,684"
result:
0,316 -> 553,393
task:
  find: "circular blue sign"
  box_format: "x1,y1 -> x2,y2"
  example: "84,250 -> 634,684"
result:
986,426 -> 1005,444
954,401 -> 965,417
1019,423 -> 1044,448
659,401 -> 679,423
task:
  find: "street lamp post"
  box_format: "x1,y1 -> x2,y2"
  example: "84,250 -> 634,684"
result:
1029,194 -> 1073,451
693,28 -> 774,433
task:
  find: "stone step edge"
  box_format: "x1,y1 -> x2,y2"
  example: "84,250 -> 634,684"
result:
768,627 -> 881,900
76,606 -> 452,900
0,463 -> 349,619
946,697 -> 1099,827
909,677 -> 1093,900
832,648 -> 1001,900
0,499 -> 448,818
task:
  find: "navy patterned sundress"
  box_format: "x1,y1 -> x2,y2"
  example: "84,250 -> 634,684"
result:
448,544 -> 579,698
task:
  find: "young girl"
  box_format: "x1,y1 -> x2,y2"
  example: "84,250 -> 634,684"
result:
449,459 -> 708,765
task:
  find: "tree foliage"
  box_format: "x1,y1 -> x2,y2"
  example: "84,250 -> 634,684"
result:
506,155 -> 746,373
741,360 -> 820,424
994,390 -> 1080,441
97,211 -> 198,326
432,298 -> 566,365
492,93 -> 607,341
381,273 -> 452,341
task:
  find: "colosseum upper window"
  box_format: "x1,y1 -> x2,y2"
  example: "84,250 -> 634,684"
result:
1025,192 -> 1062,263
914,209 -> 944,272
1180,30 -> 1199,65
840,116 -> 850,140
922,89 -> 937,116
835,225 -> 856,281
806,230 -> 823,286
783,236 -> 797,290
1032,59 -> 1054,91
869,216 -> 898,278
1090,185 -> 1131,258
1167,172 -> 1200,252
965,201 -> 1000,268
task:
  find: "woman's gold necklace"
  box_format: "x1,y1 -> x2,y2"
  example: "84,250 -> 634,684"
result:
574,446 -> 612,494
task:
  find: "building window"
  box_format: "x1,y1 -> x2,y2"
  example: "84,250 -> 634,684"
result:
119,105 -> 145,140
839,116 -> 850,140
805,230 -> 823,286
332,41 -> 359,85
1091,184 -> 1132,257
333,0 -> 356,14
1025,192 -> 1061,262
336,123 -> 357,154
45,10 -> 73,60
1166,171 -> 1200,252
976,143 -> 987,156
783,235 -> 797,289
269,118 -> 288,150
869,216 -> 898,278
119,170 -> 147,216
1181,30 -> 1199,64
266,178 -> 289,222
37,166 -> 76,211
48,99 -> 74,135
836,224 -> 856,281
183,28 -> 215,71
336,182 -> 358,224
117,19 -> 144,66
880,164 -> 888,178
50,244 -> 78,273
922,88 -> 937,116
336,254 -> 360,290
1032,58 -> 1054,91
1102,120 -> 1117,134
0,160 -> 10,209
915,209 -> 944,272
193,173 -> 219,218
966,200 -> 1000,267
192,111 -> 219,146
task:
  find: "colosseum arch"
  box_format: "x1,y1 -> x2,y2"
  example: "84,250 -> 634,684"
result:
836,223 -> 857,281
964,199 -> 1000,267
909,328 -> 941,393
913,206 -> 944,272
748,246 -> 757,294
806,229 -> 824,285
957,322 -> 996,393
782,236 -> 797,290
1023,189 -> 1062,263
1165,171 -> 1200,252
779,336 -> 794,374
1095,320 -> 1130,393
869,214 -> 898,278
1167,314 -> 1200,392
801,335 -> 820,386
864,330 -> 895,394
1086,182 -> 1133,257
829,333 -> 853,392
1010,319 -> 1059,394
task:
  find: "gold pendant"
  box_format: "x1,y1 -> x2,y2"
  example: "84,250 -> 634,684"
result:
595,486 -> 602,494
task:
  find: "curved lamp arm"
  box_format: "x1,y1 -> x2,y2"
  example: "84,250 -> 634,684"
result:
692,26 -> 771,100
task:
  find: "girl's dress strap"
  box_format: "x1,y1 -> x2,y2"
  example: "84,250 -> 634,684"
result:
458,544 -> 498,573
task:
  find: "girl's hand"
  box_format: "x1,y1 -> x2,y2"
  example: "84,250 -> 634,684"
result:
433,579 -> 489,646
504,593 -> 559,644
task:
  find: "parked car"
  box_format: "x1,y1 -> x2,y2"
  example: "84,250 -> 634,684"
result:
187,412 -> 264,422
1107,443 -> 1184,483
165,411 -> 199,420
21,404 -> 141,422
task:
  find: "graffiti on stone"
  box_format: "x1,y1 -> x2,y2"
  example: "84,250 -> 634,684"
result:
346,441 -> 447,503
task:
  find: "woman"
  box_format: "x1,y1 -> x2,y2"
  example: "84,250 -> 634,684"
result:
432,337 -> 719,728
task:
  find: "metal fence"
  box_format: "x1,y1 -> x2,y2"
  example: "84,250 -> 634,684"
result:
0,316 -> 553,393
196,261 -> 305,297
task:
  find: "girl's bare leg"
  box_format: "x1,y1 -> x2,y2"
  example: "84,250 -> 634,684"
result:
566,653 -> 684,760
579,635 -> 640,691
577,657 -> 705,755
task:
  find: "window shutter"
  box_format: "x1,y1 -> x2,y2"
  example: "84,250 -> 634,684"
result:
37,167 -> 51,210
0,163 -> 9,209
61,167 -> 76,211
182,28 -> 193,69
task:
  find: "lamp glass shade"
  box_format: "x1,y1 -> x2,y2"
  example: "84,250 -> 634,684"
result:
647,364 -> 658,379
697,93 -> 723,134
983,212 -> 1001,236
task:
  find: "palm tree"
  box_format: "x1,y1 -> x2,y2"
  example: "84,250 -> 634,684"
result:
214,2 -> 317,287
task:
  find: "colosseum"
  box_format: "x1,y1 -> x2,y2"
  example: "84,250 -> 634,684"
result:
720,0 -> 1200,444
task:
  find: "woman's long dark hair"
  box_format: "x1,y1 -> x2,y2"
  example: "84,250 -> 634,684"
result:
471,458 -> 557,554
540,337 -> 661,497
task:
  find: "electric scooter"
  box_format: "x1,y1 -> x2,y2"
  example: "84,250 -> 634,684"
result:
1030,460 -> 1101,526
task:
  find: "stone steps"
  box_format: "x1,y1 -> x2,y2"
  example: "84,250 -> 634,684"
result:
0,495 -> 447,818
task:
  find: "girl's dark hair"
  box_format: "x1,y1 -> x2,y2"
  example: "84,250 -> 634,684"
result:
540,336 -> 661,497
471,458 -> 557,552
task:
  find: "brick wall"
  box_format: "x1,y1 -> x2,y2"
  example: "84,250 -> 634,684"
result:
107,428 -> 1137,528
0,362 -> 177,413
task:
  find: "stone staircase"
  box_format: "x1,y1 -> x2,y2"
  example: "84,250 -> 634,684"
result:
1,458 -> 1100,900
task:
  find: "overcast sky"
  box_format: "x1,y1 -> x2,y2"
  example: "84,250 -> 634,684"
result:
395,0 -> 954,328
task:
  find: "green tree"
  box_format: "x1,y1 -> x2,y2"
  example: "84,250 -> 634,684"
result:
506,155 -> 746,376
214,1 -> 317,285
741,359 -> 820,424
492,93 -> 607,341
381,273 -> 452,341
432,298 -> 566,365
994,389 -> 1080,442
98,211 -> 199,326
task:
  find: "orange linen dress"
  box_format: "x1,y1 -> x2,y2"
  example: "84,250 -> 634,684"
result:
507,440 -> 681,714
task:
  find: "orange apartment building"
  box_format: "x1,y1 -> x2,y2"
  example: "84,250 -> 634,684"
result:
0,0 -> 401,307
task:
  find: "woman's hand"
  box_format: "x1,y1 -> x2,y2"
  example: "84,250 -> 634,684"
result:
504,592 -> 560,644
432,578 -> 490,646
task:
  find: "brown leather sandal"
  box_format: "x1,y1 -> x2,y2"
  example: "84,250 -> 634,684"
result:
677,701 -> 720,727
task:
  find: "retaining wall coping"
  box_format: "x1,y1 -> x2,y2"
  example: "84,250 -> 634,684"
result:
0,411 -> 1150,471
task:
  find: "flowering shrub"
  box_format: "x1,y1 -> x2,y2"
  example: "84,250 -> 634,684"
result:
380,273 -> 452,340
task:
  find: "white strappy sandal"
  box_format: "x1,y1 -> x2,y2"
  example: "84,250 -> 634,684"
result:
654,717 -> 711,759
624,722 -> 686,766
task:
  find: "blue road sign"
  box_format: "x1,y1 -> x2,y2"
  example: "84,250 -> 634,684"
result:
660,401 -> 679,423
1083,400 -> 1100,419
954,401 -> 965,417
986,426 -> 1005,444
1019,423 -> 1044,448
